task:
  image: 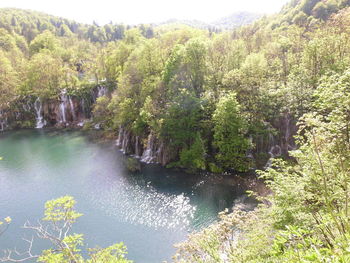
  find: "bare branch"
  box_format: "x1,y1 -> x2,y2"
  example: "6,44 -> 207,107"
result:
0,236 -> 39,262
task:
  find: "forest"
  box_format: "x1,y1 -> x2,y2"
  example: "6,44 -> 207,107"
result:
1,0 -> 350,261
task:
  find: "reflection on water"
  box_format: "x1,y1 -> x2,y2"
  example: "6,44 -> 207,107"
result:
91,182 -> 195,230
0,130 -> 255,263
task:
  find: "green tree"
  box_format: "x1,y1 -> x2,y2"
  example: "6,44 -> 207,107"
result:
176,132 -> 206,171
212,92 -> 251,172
29,30 -> 59,55
1,196 -> 131,263
0,51 -> 18,106
24,52 -> 65,97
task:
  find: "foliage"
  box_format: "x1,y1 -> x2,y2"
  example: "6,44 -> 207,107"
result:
0,196 -> 131,263
212,92 -> 251,172
0,217 -> 11,238
176,132 -> 206,171
174,67 -> 350,262
1,0 -> 350,172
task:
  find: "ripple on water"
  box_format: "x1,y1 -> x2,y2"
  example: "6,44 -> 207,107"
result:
89,177 -> 196,230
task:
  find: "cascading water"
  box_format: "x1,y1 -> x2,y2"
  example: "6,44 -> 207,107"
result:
92,86 -> 108,102
23,101 -> 31,112
69,97 -> 76,121
0,121 -> 5,131
59,89 -> 76,124
97,86 -> 108,98
141,133 -> 156,163
116,128 -> 131,153
135,136 -> 141,158
265,144 -> 282,168
116,127 -> 124,147
0,111 -> 7,131
284,113 -> 296,151
121,130 -> 130,153
156,142 -> 164,164
34,98 -> 46,129
59,89 -> 68,123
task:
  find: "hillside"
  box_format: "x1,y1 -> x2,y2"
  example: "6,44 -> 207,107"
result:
158,12 -> 262,31
1,0 -> 350,262
0,8 -> 154,43
211,11 -> 263,29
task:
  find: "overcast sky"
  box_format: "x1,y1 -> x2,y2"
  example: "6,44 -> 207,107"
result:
0,0 -> 290,25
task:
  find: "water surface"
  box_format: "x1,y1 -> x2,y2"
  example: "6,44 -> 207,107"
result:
0,130 -> 253,262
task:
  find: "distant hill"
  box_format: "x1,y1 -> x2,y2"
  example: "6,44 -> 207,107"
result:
158,12 -> 263,31
0,8 -> 155,43
211,12 -> 264,29
157,19 -> 213,31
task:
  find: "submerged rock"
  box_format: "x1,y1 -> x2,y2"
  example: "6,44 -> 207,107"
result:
126,157 -> 141,172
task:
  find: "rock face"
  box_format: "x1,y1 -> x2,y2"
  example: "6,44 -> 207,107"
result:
0,85 -> 108,130
255,112 -> 298,168
0,84 -> 298,167
116,127 -> 174,166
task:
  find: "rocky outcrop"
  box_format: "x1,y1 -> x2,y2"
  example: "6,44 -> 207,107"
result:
253,112 -> 298,168
116,127 -> 174,166
0,85 -> 109,130
0,85 -> 298,169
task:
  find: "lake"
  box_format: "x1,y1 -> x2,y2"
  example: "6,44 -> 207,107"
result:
0,129 -> 255,262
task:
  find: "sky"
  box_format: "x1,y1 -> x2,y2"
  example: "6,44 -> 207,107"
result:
0,0 -> 290,25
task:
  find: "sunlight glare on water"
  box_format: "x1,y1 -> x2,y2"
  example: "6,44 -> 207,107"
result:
0,130 -> 253,263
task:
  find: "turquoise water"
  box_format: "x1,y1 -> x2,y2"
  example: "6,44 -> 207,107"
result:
0,130 -> 251,262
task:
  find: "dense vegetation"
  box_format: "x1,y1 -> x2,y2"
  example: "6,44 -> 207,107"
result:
1,0 -> 350,261
174,69 -> 350,262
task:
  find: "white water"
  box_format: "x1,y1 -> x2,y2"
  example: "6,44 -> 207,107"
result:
135,136 -> 141,158
69,97 -> 76,121
116,127 -> 123,147
34,98 -> 46,129
121,130 -> 130,153
265,144 -> 282,168
141,133 -> 156,163
59,89 -> 77,124
116,127 -> 131,153
23,101 -> 31,112
97,86 -> 108,98
59,89 -> 68,123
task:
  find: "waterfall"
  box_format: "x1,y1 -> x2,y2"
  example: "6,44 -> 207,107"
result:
135,136 -> 141,158
141,133 -> 156,163
81,98 -> 87,119
265,145 -> 282,168
268,132 -> 275,149
121,130 -> 130,153
34,98 -> 46,129
97,86 -> 108,98
69,97 -> 76,121
0,111 -> 7,131
59,89 -> 68,123
156,142 -> 164,164
116,128 -> 130,153
92,86 -> 108,102
284,113 -> 296,151
59,89 -> 76,124
23,101 -> 31,112
269,145 -> 282,158
247,135 -> 254,160
116,127 -> 123,147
